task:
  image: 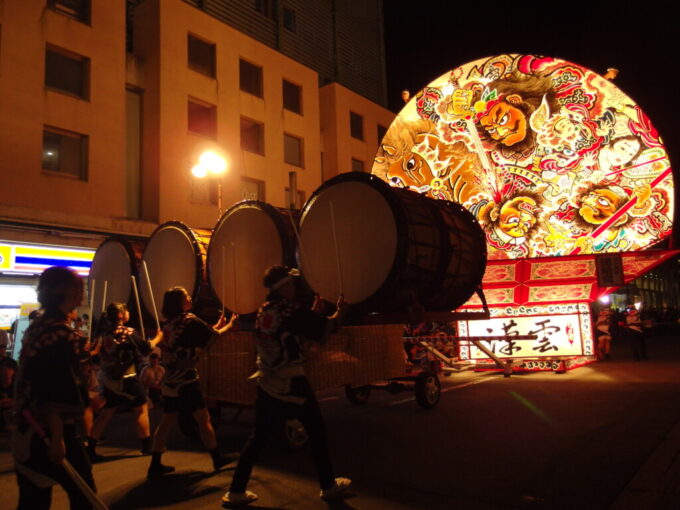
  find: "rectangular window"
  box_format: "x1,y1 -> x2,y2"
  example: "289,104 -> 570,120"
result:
351,158 -> 365,173
190,177 -> 211,204
282,6 -> 296,31
284,133 -> 303,167
240,59 -> 263,97
282,79 -> 302,114
377,124 -> 387,143
42,127 -> 88,180
350,111 -> 364,140
187,33 -> 216,78
240,117 -> 265,155
241,177 -> 265,201
45,45 -> 89,99
47,0 -> 90,24
254,0 -> 277,20
188,99 -> 217,139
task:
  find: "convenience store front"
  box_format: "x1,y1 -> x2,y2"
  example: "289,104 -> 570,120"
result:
0,241 -> 94,357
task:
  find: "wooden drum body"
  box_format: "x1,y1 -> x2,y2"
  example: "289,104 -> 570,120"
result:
207,201 -> 297,316
88,238 -> 145,321
299,172 -> 485,317
426,200 -> 487,311
141,221 -> 216,321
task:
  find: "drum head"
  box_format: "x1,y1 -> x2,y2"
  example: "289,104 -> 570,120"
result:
209,203 -> 285,315
141,224 -> 201,319
89,240 -> 135,320
300,179 -> 398,304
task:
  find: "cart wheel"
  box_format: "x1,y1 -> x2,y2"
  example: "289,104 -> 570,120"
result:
415,371 -> 441,409
277,418 -> 308,453
345,385 -> 371,404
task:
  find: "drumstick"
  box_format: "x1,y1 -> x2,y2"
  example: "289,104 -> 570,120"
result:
22,409 -> 109,510
287,208 -> 316,288
328,201 -> 344,296
130,275 -> 146,341
100,280 -> 108,314
141,261 -> 160,331
88,278 -> 95,342
231,242 -> 237,313
221,245 -> 226,314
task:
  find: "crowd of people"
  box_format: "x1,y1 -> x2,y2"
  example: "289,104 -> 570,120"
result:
592,305 -> 677,361
2,264 -> 351,509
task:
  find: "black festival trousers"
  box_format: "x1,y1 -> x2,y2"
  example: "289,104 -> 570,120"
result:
15,423 -> 96,510
229,376 -> 335,493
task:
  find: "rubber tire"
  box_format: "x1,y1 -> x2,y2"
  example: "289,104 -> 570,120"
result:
345,385 -> 371,405
277,418 -> 308,453
415,371 -> 441,409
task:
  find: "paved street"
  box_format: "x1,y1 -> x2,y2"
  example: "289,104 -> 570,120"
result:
3,331 -> 680,509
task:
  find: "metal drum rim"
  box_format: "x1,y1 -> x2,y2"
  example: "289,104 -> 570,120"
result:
299,171 -> 411,313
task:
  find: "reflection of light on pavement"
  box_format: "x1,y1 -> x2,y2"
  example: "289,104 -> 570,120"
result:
509,390 -> 553,425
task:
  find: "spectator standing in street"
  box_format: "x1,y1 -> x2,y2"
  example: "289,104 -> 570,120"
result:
140,349 -> 164,408
595,308 -> 614,360
626,307 -> 648,361
86,302 -> 163,461
0,328 -> 10,355
11,266 -> 96,510
147,286 -> 238,478
0,357 -> 17,431
222,266 -> 351,508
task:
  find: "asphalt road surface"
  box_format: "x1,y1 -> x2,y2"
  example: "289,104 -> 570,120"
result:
2,330 -> 680,509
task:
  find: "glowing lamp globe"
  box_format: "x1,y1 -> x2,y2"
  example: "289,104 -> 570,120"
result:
199,150 -> 227,175
191,164 -> 208,179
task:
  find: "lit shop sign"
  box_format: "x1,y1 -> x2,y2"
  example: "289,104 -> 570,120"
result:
372,54 -> 673,260
0,242 -> 94,277
457,303 -> 594,360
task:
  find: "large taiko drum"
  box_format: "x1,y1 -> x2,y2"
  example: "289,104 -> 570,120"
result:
140,221 -> 217,321
207,201 -> 298,315
88,237 -> 145,321
299,172 -> 486,315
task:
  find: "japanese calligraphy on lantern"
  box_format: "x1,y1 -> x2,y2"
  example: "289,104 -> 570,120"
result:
457,303 -> 593,359
372,55 -> 673,260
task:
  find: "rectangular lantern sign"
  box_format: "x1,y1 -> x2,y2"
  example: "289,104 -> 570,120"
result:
457,304 -> 594,360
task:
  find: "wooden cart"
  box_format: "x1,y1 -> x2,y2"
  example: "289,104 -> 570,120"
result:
195,324 -> 441,448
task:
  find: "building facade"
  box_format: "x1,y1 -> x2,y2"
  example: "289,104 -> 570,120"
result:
0,0 -> 394,333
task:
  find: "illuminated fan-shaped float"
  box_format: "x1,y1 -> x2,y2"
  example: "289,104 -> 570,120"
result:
372,54 -> 676,370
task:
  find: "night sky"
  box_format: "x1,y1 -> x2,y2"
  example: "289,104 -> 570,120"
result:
382,2 -> 680,237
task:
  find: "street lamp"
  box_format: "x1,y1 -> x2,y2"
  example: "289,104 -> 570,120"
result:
191,150 -> 228,216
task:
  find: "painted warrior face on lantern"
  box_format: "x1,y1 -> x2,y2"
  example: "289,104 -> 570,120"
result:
371,54 -> 674,259
604,137 -> 642,168
498,197 -> 539,237
479,95 -> 527,147
578,188 -> 626,224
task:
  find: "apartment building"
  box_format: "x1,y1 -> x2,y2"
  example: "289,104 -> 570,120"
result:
0,0 -> 394,331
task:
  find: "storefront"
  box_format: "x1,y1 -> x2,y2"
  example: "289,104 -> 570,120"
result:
0,240 -> 94,357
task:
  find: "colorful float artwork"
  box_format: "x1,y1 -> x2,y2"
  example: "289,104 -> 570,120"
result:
372,54 -> 674,260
